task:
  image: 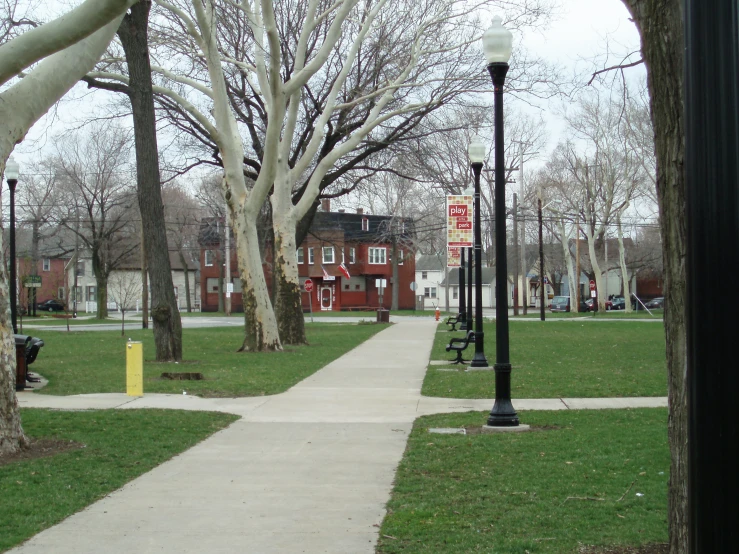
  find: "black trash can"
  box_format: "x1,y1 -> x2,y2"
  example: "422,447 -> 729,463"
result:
376,309 -> 390,323
13,335 -> 31,391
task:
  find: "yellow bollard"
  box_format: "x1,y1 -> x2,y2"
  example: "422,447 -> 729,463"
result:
126,341 -> 143,396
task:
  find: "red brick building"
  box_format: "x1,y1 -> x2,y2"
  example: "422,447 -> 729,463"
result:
199,207 -> 416,312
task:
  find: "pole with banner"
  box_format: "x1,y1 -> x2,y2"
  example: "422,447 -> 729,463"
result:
304,279 -> 314,322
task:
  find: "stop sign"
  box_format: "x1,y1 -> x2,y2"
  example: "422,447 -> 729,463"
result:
589,280 -> 596,291
304,279 -> 314,292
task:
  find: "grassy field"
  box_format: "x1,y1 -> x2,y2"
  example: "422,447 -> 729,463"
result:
425,321 -> 667,398
378,409 -> 669,554
513,309 -> 663,320
30,323 -> 388,397
0,409 -> 238,552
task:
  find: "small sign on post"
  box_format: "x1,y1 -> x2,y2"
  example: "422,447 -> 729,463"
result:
126,341 -> 143,397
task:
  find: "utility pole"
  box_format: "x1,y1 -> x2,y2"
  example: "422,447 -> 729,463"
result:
512,192 -> 519,315
538,191 -> 545,321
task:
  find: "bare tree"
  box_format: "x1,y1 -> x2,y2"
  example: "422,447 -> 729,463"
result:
54,124 -> 138,319
163,183 -> 201,312
109,271 -> 142,335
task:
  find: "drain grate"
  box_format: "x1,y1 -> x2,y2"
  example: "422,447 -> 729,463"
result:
160,372 -> 204,380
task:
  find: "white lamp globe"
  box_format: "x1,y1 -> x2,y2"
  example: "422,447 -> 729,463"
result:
468,136 -> 486,164
482,16 -> 513,64
5,156 -> 19,181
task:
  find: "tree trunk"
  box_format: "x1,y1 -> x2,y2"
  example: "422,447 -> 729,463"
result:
617,214 -> 633,313
621,1 -> 687,552
96,273 -> 108,319
179,250 -> 192,312
231,206 -> 281,352
118,0 -> 182,361
0,244 -> 27,455
141,226 -> 148,329
273,230 -> 306,345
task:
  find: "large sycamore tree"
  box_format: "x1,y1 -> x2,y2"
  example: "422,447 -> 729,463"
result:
0,0 -> 137,455
619,1 -> 687,552
111,0 -> 554,351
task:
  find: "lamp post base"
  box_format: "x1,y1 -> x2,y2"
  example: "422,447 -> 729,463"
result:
470,331 -> 488,367
487,362 -> 519,427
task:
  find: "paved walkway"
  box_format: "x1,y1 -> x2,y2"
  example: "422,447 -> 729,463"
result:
13,319 -> 667,553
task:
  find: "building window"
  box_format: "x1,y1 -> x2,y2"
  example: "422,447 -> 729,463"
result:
308,247 -> 315,265
76,261 -> 85,276
297,248 -> 304,264
58,287 -> 65,300
424,287 -> 437,299
368,247 -> 386,264
322,246 -> 334,264
205,250 -> 214,267
421,271 -> 428,280
452,286 -> 458,300
349,247 -> 356,264
362,217 -> 369,231
398,250 -> 404,265
86,286 -> 96,302
206,278 -> 220,292
42,258 -> 51,271
74,286 -> 82,302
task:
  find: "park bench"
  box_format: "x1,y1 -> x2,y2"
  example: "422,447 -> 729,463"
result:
445,313 -> 465,332
445,330 -> 475,364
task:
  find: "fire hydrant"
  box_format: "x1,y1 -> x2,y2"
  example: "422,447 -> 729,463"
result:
435,307 -> 440,321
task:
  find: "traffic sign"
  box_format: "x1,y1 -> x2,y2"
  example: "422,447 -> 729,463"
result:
304,279 -> 314,293
589,280 -> 596,291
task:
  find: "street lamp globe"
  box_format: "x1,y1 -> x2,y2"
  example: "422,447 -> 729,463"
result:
6,156 -> 19,181
482,16 -> 513,64
468,136 -> 486,164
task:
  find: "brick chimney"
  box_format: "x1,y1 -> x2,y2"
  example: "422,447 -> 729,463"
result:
321,198 -> 330,212
356,208 -> 364,215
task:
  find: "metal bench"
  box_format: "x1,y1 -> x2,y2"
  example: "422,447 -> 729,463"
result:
445,313 -> 465,332
445,330 -> 475,364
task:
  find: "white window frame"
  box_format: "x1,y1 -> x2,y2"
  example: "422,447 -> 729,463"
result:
398,249 -> 404,265
42,258 -> 51,271
362,217 -> 369,231
368,247 -> 386,265
205,250 -> 214,267
421,271 -> 428,280
308,247 -> 315,265
349,247 -> 356,264
424,287 -> 437,299
297,248 -> 305,264
322,246 -> 335,264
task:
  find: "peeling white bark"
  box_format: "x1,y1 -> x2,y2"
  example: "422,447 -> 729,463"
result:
0,8 -> 129,455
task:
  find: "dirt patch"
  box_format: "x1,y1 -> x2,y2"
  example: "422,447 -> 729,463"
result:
579,545 -> 668,554
0,438 -> 85,467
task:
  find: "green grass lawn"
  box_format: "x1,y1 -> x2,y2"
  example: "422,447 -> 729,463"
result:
0,409 -> 238,552
426,321 -> 667,398
513,309 -> 663,319
378,409 -> 668,554
31,323 -> 388,397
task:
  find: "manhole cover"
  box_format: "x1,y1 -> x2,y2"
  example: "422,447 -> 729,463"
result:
160,372 -> 204,380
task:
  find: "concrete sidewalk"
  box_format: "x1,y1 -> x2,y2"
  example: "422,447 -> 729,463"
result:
13,319 -> 667,553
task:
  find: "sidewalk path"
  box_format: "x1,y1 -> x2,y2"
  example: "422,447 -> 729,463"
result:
13,319 -> 667,553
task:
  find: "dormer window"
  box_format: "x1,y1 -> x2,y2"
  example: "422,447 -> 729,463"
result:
362,217 -> 369,231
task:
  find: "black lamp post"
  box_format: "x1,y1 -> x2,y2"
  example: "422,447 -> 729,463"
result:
5,157 -> 19,334
483,16 -> 519,426
458,248 -> 467,329
468,138 -> 488,368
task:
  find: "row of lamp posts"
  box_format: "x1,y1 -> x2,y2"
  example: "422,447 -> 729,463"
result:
452,16 -> 520,427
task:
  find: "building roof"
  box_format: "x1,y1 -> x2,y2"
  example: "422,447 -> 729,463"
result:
441,267 -> 497,286
415,254 -> 445,272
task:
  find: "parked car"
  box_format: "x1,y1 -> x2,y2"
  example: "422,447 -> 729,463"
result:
607,296 -> 626,310
37,299 -> 65,312
645,297 -> 664,309
550,296 -> 590,313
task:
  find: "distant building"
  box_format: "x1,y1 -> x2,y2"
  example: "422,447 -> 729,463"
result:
198,206 -> 416,312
